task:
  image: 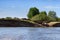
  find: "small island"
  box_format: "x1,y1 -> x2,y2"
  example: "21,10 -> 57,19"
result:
0,7 -> 60,27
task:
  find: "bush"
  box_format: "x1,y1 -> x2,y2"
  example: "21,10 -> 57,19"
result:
31,13 -> 48,23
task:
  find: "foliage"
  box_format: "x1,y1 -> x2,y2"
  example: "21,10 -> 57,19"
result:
13,17 -> 20,20
47,16 -> 57,22
48,11 -> 58,21
57,18 -> 60,22
27,7 -> 39,19
40,11 -> 47,16
5,17 -> 12,20
31,11 -> 48,22
48,11 -> 57,18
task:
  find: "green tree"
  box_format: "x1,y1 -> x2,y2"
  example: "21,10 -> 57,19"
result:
5,17 -> 12,20
31,11 -> 48,23
47,16 -> 57,22
13,17 -> 20,20
40,11 -> 47,15
58,18 -> 60,21
48,11 -> 57,18
27,7 -> 39,19
48,11 -> 58,21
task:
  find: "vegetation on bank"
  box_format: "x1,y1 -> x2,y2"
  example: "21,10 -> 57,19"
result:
27,7 -> 59,23
0,17 -> 41,27
0,7 -> 60,27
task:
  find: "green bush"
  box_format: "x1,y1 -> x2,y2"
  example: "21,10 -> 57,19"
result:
47,16 -> 57,22
5,17 -> 12,20
31,12 -> 48,22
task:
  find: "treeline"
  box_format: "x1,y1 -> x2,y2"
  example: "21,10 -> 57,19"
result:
0,7 -> 60,24
27,7 -> 60,23
0,7 -> 60,27
0,17 -> 21,20
0,17 -> 42,27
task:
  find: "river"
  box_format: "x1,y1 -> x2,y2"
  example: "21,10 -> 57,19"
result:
0,27 -> 60,40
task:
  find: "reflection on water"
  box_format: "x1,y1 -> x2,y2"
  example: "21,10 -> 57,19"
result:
0,27 -> 60,40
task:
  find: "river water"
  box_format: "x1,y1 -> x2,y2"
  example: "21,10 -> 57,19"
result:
0,27 -> 60,40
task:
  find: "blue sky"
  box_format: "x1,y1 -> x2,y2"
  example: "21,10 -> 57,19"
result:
0,0 -> 60,18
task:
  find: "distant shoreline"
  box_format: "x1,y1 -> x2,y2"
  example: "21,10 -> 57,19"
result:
0,19 -> 59,27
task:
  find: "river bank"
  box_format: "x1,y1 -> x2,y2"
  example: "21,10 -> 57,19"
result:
0,19 -> 59,27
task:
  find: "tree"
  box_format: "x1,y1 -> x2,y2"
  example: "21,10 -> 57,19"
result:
5,17 -> 12,20
13,17 -> 20,20
27,7 -> 39,19
47,16 -> 57,22
48,11 -> 58,21
31,11 -> 48,23
48,11 -> 57,18
57,18 -> 60,21
40,11 -> 47,16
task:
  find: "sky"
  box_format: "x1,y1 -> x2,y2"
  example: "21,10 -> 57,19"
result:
0,0 -> 60,18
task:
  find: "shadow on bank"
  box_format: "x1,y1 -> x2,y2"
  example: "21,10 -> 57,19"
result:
52,23 -> 60,27
0,19 -> 41,27
0,19 -> 60,27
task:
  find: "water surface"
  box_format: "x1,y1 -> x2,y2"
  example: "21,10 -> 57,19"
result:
0,27 -> 60,40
